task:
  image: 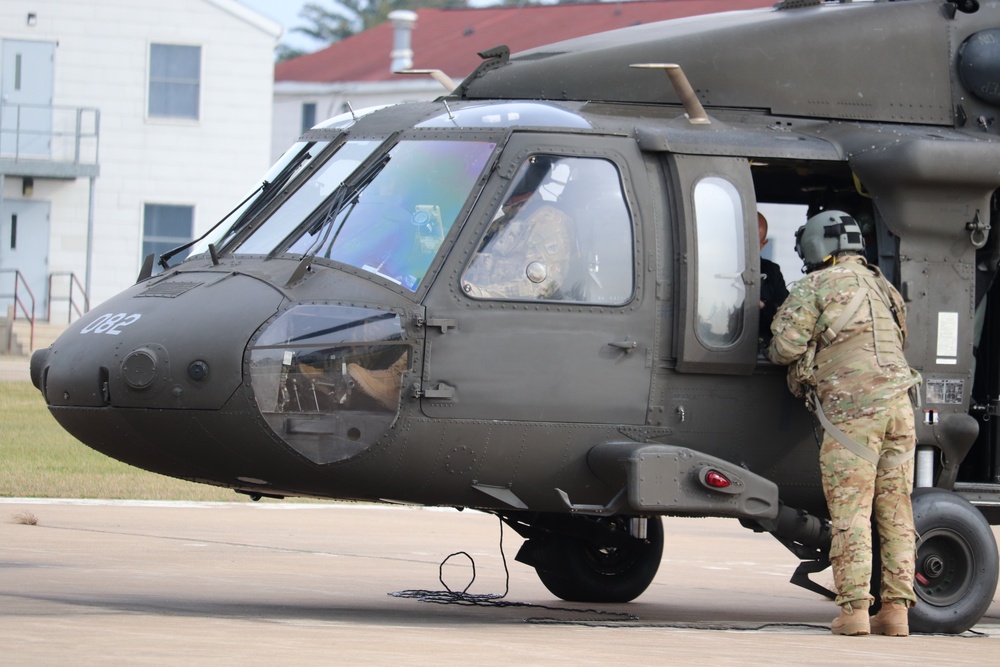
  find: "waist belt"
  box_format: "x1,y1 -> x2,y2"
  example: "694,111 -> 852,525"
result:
807,389 -> 914,470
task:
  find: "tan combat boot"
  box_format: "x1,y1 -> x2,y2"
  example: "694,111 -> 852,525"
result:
347,356 -> 406,410
870,601 -> 909,637
831,603 -> 870,636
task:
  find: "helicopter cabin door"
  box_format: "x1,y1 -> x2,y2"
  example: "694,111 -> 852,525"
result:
419,135 -> 655,424
668,154 -> 760,375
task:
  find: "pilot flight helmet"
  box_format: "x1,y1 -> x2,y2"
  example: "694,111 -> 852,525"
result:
538,162 -> 571,202
794,210 -> 865,272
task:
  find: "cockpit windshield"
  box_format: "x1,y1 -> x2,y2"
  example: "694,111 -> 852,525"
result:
235,138 -> 496,292
234,141 -> 380,256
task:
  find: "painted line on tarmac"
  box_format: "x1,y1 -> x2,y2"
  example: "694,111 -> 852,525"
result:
0,498 -> 459,512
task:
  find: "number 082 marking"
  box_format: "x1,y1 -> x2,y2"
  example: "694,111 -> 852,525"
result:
80,312 -> 142,336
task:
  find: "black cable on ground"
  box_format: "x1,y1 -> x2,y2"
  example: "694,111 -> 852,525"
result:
387,515 -> 990,635
389,515 -> 639,622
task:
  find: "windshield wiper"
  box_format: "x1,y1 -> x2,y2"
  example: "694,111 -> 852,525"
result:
157,181 -> 266,270
300,153 -> 392,260
158,146 -> 318,270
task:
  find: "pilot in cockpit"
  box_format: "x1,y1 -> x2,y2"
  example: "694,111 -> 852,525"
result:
461,157 -> 573,300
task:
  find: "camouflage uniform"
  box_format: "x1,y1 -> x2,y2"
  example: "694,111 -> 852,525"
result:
768,255 -> 918,610
462,204 -> 572,299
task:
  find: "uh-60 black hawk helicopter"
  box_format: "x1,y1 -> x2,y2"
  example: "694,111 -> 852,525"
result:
29,0 -> 1000,633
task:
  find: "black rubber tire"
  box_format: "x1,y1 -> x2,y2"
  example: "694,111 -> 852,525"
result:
535,516 -> 663,603
908,488 -> 999,634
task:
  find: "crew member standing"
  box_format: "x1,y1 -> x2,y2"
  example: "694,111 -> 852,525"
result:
758,212 -> 789,349
768,210 -> 919,637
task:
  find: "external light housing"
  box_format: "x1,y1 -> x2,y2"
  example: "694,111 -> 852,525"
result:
697,466 -> 742,495
704,469 -> 732,488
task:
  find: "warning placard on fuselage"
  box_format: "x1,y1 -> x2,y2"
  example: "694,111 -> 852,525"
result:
925,378 -> 964,405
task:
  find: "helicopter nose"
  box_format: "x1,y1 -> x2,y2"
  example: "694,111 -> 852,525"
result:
36,272 -> 285,411
30,347 -> 48,391
30,271 -> 289,485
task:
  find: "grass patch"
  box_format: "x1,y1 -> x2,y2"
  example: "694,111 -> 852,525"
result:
0,381 -> 247,501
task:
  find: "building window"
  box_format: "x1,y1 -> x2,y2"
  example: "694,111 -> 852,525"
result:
149,44 -> 201,119
143,204 -> 193,273
301,103 -> 317,133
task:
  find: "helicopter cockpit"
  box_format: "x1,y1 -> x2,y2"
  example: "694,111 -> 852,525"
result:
206,102 -> 624,464
201,101 -> 600,295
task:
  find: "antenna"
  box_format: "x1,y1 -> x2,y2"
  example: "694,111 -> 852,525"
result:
630,63 -> 710,125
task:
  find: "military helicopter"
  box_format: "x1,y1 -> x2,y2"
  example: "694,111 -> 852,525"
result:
29,0 -> 1000,634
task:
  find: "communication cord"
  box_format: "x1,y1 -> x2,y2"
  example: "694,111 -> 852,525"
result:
389,515 -> 639,622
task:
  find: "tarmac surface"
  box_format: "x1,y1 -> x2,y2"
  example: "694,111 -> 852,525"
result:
1,500 -> 998,666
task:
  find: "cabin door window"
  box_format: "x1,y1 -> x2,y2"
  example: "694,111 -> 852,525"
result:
693,176 -> 746,347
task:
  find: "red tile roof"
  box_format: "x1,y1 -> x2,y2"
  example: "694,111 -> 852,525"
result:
275,0 -> 776,83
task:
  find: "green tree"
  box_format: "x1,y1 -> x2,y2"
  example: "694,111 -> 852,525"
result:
276,44 -> 308,63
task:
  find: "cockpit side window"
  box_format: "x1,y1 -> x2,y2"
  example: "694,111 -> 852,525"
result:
461,155 -> 634,305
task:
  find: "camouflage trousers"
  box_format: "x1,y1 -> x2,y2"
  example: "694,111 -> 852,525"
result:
819,391 -> 917,609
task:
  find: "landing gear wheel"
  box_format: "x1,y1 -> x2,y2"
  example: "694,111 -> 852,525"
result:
533,516 -> 663,603
908,488 -> 999,634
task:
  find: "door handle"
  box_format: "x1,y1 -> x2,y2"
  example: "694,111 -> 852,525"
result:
417,382 -> 456,400
609,338 -> 638,354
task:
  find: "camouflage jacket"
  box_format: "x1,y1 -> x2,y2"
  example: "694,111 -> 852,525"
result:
462,204 -> 572,299
767,255 -> 916,420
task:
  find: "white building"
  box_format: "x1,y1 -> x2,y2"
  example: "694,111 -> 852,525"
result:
0,0 -> 280,324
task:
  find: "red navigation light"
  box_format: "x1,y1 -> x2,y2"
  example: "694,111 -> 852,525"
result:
705,470 -> 732,488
